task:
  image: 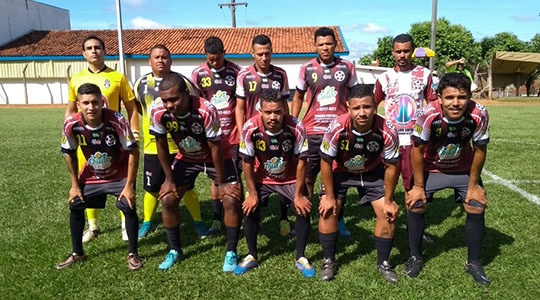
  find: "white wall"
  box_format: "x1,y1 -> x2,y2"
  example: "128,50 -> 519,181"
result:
0,0 -> 70,46
0,57 -> 312,105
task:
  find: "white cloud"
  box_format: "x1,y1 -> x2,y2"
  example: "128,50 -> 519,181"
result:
129,16 -> 171,29
511,14 -> 536,22
361,23 -> 389,34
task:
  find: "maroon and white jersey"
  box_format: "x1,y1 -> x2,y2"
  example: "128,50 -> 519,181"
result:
296,57 -> 358,135
374,66 -> 437,146
239,114 -> 308,184
149,96 -> 231,163
412,100 -> 490,173
320,114 -> 399,174
61,109 -> 137,184
236,64 -> 290,119
192,60 -> 243,145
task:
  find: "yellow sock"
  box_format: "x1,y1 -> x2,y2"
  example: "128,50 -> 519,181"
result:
183,189 -> 202,222
87,209 -> 100,231
143,192 -> 160,223
120,211 -> 126,229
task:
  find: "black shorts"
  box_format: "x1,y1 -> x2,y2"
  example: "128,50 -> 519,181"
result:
320,165 -> 385,205
423,172 -> 483,203
172,158 -> 239,188
75,179 -> 127,209
143,154 -> 175,193
144,154 -> 196,192
255,182 -> 308,206
230,144 -> 242,176
306,134 -> 323,178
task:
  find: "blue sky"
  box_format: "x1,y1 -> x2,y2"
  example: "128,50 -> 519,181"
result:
40,0 -> 540,61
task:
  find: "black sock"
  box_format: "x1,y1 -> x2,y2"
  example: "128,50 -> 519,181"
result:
279,195 -> 289,221
69,208 -> 85,255
212,199 -> 222,221
466,213 -> 485,263
319,231 -> 338,260
295,214 -> 310,259
374,236 -> 393,265
244,211 -> 260,258
225,225 -> 240,253
338,201 -> 345,221
164,226 -> 182,253
123,213 -> 139,254
406,211 -> 425,258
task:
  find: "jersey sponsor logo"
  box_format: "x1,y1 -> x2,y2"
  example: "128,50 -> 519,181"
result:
73,126 -> 84,132
91,139 -> 102,145
178,136 -> 202,152
269,144 -> 279,150
282,140 -> 292,152
334,70 -> 346,82
263,156 -> 286,174
354,143 -> 363,149
88,151 -> 112,170
92,133 -> 100,138
343,155 -> 367,171
367,141 -> 380,152
437,143 -> 462,160
211,90 -> 231,110
105,134 -> 116,146
104,79 -> 111,89
191,122 -> 203,135
393,94 -> 416,125
225,75 -> 235,87
317,86 -> 338,107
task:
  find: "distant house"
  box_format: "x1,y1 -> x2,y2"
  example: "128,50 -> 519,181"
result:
0,26 -> 351,105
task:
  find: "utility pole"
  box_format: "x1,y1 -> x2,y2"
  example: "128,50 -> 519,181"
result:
218,0 -> 248,28
429,0 -> 437,71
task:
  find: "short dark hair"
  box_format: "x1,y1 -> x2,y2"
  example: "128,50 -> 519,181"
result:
314,27 -> 336,43
252,34 -> 272,48
436,73 -> 472,98
82,35 -> 105,51
392,33 -> 415,49
149,44 -> 171,56
204,36 -> 225,54
348,84 -> 374,102
77,83 -> 102,98
260,88 -> 282,105
159,73 -> 188,93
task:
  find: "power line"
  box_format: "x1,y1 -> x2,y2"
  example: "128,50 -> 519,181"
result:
218,0 -> 247,28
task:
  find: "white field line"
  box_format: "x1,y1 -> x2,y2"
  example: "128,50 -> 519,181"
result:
483,169 -> 540,206
483,179 -> 540,184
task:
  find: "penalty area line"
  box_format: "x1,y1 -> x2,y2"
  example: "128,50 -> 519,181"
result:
483,169 -> 540,206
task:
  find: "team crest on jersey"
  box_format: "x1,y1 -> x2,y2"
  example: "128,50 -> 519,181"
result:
225,75 -> 235,87
367,141 -> 380,152
344,155 -> 367,171
437,143 -> 461,160
211,90 -> 230,110
88,152 -> 112,170
462,127 -> 472,138
334,70 -> 346,82
271,81 -> 281,90
282,140 -> 292,152
105,134 -> 116,146
191,122 -> 203,135
317,86 -> 338,107
179,136 -> 202,152
104,79 -> 111,89
264,157 -> 286,174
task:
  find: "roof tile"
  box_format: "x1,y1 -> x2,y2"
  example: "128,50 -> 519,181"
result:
0,26 -> 348,57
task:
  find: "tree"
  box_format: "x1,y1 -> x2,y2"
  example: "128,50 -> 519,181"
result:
359,36 -> 393,67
